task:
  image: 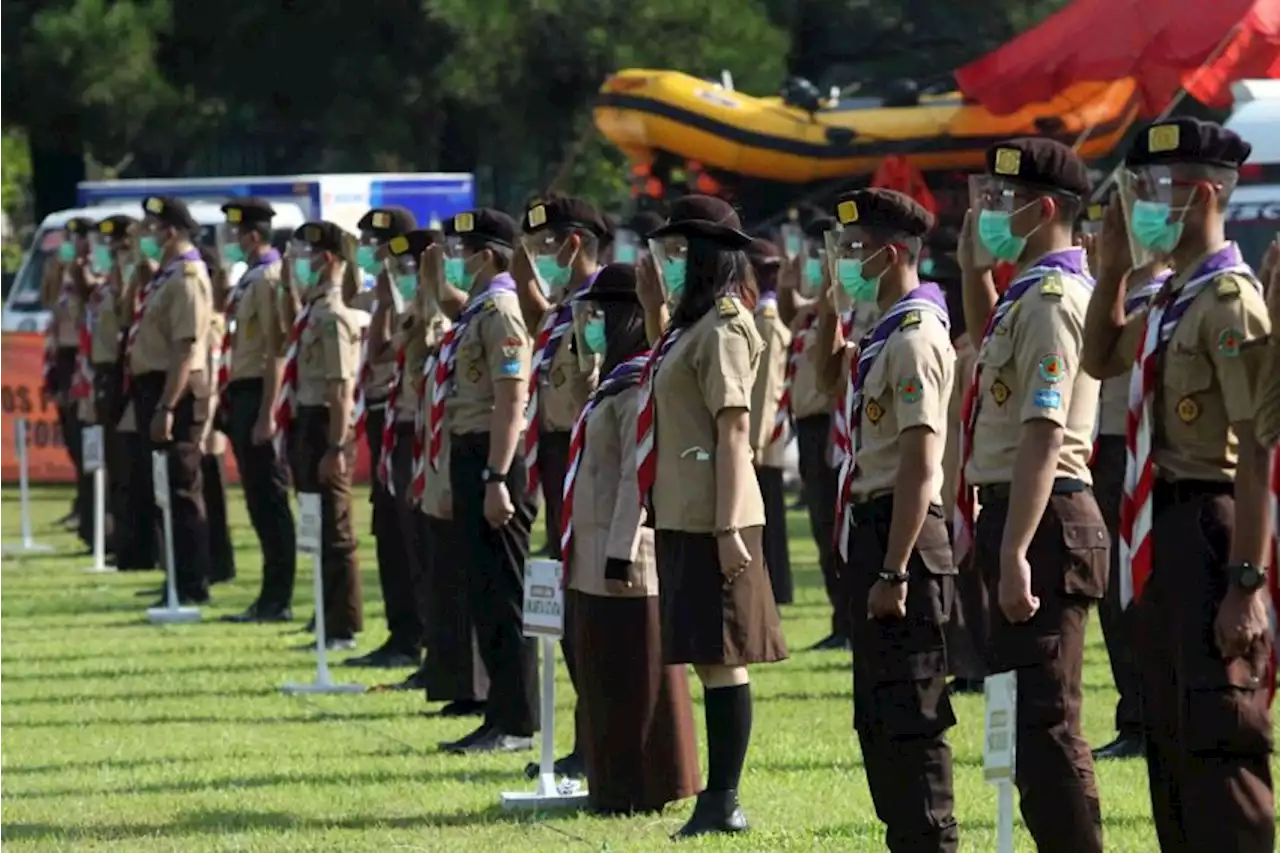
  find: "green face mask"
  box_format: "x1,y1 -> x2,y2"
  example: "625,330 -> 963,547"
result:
534,255 -> 570,294
139,236 -> 162,261
58,242 -> 76,263
804,257 -> 823,289
583,317 -> 606,354
356,245 -> 379,275
836,251 -> 885,302
443,258 -> 466,287
395,272 -> 417,302
663,258 -> 687,298
91,245 -> 113,275
222,243 -> 246,265
292,256 -> 320,289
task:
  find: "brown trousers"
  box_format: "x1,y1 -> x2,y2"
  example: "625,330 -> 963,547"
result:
848,499 -> 959,853
1138,484 -> 1274,853
290,406 -> 363,638
975,489 -> 1107,853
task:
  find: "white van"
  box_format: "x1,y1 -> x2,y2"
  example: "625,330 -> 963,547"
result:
1,201 -> 306,332
1224,79 -> 1280,269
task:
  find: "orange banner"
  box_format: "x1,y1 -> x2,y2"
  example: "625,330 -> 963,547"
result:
0,332 -> 372,484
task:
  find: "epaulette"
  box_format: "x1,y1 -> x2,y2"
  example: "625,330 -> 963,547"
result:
760,303 -> 777,319
1216,275 -> 1243,300
717,296 -> 740,318
1039,271 -> 1064,298
898,310 -> 921,330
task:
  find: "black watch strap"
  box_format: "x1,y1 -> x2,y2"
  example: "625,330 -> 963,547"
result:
878,569 -> 909,585
482,467 -> 507,484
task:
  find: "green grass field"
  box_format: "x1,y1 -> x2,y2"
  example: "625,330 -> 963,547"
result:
2,483 -> 1275,852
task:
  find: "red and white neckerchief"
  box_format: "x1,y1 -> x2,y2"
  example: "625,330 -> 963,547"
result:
350,300 -> 379,443
953,254 -> 1090,564
123,249 -> 204,393
271,301 -> 316,458
561,351 -> 649,558
217,248 -> 281,408
635,325 -> 686,501
71,286 -> 103,401
829,310 -> 859,470
770,311 -> 817,445
834,286 -> 950,560
376,342 -> 409,492
1262,450 -> 1280,707
410,351 -> 438,504
427,275 -> 517,471
1118,249 -> 1254,608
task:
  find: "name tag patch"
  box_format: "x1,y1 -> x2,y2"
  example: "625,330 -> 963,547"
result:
499,359 -> 522,376
1033,388 -> 1061,410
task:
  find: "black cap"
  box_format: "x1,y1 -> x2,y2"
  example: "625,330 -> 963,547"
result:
1125,117 -> 1251,170
141,195 -> 199,232
626,211 -> 665,236
452,208 -> 517,250
293,221 -> 349,256
646,194 -> 751,248
803,215 -> 838,240
96,215 -> 138,241
833,188 -> 935,236
221,196 -> 275,225
572,263 -> 639,304
522,197 -> 609,237
985,138 -> 1091,198
65,217 -> 96,236
385,228 -> 444,261
356,206 -> 417,241
745,237 -> 782,266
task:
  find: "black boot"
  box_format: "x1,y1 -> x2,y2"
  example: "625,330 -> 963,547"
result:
673,789 -> 748,838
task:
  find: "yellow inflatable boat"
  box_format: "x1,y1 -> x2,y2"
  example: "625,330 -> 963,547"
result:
594,70 -> 1141,185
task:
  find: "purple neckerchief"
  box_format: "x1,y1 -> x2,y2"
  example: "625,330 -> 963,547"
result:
982,247 -> 1093,342
231,248 -> 282,309
851,282 -> 950,424
1124,270 -> 1171,316
464,272 -> 516,323
540,269 -> 599,377
146,247 -> 204,301
756,293 -> 779,315
1156,242 -> 1256,345
249,247 -> 281,270
593,351 -> 649,404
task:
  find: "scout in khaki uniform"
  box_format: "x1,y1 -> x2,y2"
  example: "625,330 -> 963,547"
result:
958,140 -> 1109,852
278,222 -> 365,649
347,205 -> 423,668
814,189 -> 959,852
511,196 -> 609,777
428,209 -> 538,755
744,238 -> 794,605
199,244 -> 236,585
1083,118 -> 1274,853
215,197 -> 297,622
640,195 -> 788,837
128,196 -> 216,606
560,263 -> 700,815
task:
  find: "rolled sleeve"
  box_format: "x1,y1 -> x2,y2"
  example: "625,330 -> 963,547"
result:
482,307 -> 532,384
1014,298 -> 1080,426
1201,283 -> 1271,425
889,334 -> 947,435
698,319 -> 758,415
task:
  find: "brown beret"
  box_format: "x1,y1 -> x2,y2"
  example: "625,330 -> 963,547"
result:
96,215 -> 138,240
745,237 -> 782,265
64,217 -> 96,236
1125,117 -> 1251,170
293,221 -> 349,256
523,196 -> 609,237
833,188 -> 935,236
141,195 -> 199,232
221,196 -> 276,225
984,138 -> 1091,197
356,206 -> 417,240
804,216 -> 838,239
452,208 -> 517,249
647,194 -> 751,249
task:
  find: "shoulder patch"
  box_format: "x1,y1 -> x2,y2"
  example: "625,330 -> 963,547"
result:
1039,272 -> 1064,298
717,296 -> 740,318
898,376 -> 923,403
1038,353 -> 1066,384
898,310 -> 921,330
483,297 -> 499,313
1033,388 -> 1062,410
1216,276 -> 1241,299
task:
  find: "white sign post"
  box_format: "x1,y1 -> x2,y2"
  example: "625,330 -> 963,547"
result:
2,418 -> 53,555
80,426 -> 112,573
984,671 -> 1018,853
146,451 -> 200,623
501,559 -> 588,811
281,492 -> 364,695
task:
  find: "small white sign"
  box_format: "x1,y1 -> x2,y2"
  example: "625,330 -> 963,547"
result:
983,671 -> 1018,783
151,451 -> 170,511
297,492 -> 322,555
82,426 -> 104,472
522,559 -> 565,639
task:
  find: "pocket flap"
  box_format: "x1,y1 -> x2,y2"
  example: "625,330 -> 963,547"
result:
1165,349 -> 1213,394
1062,522 -> 1108,551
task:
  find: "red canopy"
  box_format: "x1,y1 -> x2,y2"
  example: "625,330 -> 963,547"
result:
956,0 -> 1280,117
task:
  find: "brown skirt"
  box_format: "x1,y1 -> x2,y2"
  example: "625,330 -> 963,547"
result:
656,527 -> 789,666
572,590 -> 701,813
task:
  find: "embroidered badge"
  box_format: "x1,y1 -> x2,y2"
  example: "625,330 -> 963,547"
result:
527,204 -> 547,228
898,311 -> 921,330
990,379 -> 1011,406
865,399 -> 885,424
898,377 -> 923,403
551,365 -> 567,387
993,147 -> 1022,176
1177,396 -> 1200,424
389,235 -> 410,255
1217,328 -> 1243,357
454,212 -> 475,233
145,197 -> 165,215
837,199 -> 859,224
499,359 -> 522,376
1033,388 -> 1062,410
1038,353 -> 1066,384
226,208 -> 242,224
1039,273 -> 1064,298
1148,124 -> 1180,153
717,296 -> 739,318
466,363 -> 484,383
761,304 -> 777,319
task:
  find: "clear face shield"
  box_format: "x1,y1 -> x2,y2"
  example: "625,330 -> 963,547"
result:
287,240 -> 323,293
441,235 -> 468,290
89,232 -> 115,276
647,234 -> 689,307
217,222 -> 248,268
780,222 -> 803,260
138,217 -> 169,262
1122,164 -> 1220,260
355,233 -> 382,276
383,239 -> 419,314
612,228 -> 641,264
969,174 -> 1051,265
826,227 -> 890,311
803,233 -> 829,297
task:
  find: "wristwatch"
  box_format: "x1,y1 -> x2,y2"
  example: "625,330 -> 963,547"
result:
482,467 -> 507,484
1227,561 -> 1267,592
878,569 -> 909,585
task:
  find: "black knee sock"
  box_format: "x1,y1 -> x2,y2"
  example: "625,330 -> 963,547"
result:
704,683 -> 753,792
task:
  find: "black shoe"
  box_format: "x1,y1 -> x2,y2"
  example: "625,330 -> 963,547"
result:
303,614 -> 316,633
149,592 -> 209,608
1092,731 -> 1144,760
439,699 -> 487,717
223,604 -> 294,624
343,643 -> 419,669
808,633 -> 851,651
674,789 -> 749,838
523,750 -> 585,780
209,572 -> 236,585
949,677 -> 985,695
385,666 -> 429,691
439,723 -> 492,752
447,728 -> 533,755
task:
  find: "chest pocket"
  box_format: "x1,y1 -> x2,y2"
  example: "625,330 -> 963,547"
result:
300,325 -> 322,367
1164,345 -> 1214,396
860,356 -> 891,433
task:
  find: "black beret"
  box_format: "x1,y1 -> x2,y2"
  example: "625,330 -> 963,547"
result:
64,217 -> 96,236
791,204 -> 826,229
647,194 -> 752,249
572,262 -> 639,304
452,208 -> 517,249
1125,117 -> 1251,170
221,196 -> 275,225
626,210 -> 665,236
96,215 -> 138,240
293,221 -> 348,256
356,206 -> 417,240
141,195 -> 199,232
745,237 -> 782,265
385,228 -> 444,261
925,225 -> 959,254
803,216 -> 837,239
522,196 -> 609,237
833,188 -> 935,236
985,138 -> 1091,197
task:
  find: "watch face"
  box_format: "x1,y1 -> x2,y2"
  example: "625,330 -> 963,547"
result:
1242,565 -> 1263,588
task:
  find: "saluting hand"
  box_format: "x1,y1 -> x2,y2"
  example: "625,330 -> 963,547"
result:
998,549 -> 1040,623
957,210 -> 993,275
1097,202 -> 1133,283
868,577 -> 907,620
484,481 -> 515,529
1214,587 -> 1269,660
636,254 -> 665,314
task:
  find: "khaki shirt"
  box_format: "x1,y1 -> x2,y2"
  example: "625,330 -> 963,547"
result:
537,304 -> 599,432
90,287 -> 123,365
750,302 -> 792,467
229,259 -> 283,382
853,311 -> 954,503
447,289 -> 533,435
128,257 -> 212,376
941,335 -> 976,516
791,311 -> 832,419
53,274 -> 82,347
653,297 -> 766,532
966,270 -> 1099,485
296,288 -> 361,407
419,336 -> 454,520
567,386 -> 658,598
365,302 -> 399,405
1115,264 -> 1270,481
394,312 -> 449,423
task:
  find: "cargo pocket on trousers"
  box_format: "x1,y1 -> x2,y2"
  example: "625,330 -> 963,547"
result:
872,649 -> 957,739
1061,521 -> 1108,599
1184,656 -> 1274,757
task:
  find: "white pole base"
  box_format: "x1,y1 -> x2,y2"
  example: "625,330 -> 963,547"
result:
501,786 -> 590,811
146,606 -> 202,624
280,681 -> 366,695
82,560 -> 116,574
2,542 -> 55,556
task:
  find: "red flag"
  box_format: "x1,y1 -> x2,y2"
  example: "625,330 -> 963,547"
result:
870,155 -> 939,214
1183,4 -> 1280,108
